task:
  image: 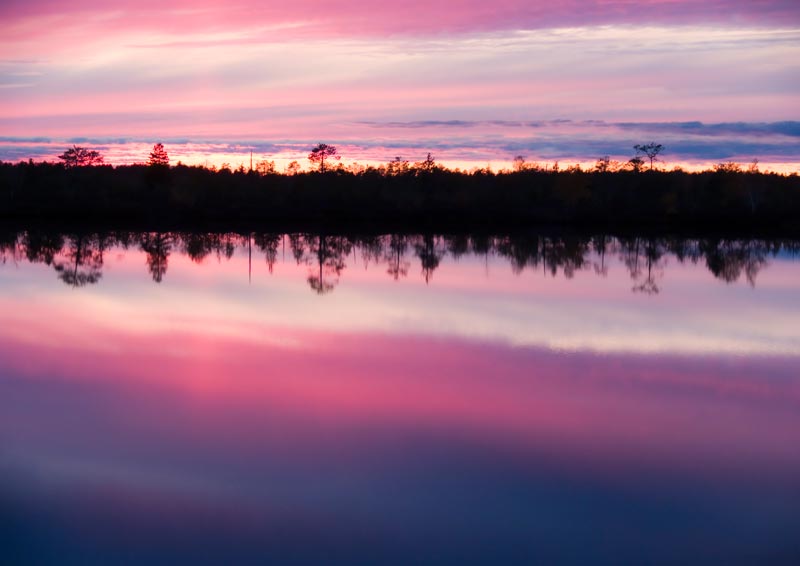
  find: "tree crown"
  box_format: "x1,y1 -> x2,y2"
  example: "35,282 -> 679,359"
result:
58,145 -> 104,168
634,142 -> 665,170
308,143 -> 340,172
148,143 -> 169,166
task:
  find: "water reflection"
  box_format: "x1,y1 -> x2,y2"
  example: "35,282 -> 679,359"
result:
1,228 -> 799,564
1,230 -> 796,292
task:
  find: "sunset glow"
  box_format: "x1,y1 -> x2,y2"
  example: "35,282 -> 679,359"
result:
2,1 -> 798,169
2,3 -> 800,562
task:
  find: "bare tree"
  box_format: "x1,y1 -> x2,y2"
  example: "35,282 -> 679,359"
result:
58,146 -> 104,168
633,143 -> 664,171
308,143 -> 340,173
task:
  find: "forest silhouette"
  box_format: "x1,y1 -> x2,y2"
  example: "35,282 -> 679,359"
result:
1,143 -> 799,231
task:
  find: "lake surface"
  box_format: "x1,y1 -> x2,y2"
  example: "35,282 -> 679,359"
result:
1,232 -> 799,565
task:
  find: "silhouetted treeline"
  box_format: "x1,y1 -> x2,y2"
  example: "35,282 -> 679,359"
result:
1,161 -> 799,229
2,229 -> 797,295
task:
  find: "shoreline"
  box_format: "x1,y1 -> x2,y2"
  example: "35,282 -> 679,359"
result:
2,162 -> 799,235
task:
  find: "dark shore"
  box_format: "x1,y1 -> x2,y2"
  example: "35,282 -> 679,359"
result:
2,161 -> 798,234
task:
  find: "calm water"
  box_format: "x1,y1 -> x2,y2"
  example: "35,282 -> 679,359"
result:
1,232 -> 799,565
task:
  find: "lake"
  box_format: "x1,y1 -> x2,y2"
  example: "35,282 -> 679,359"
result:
1,231 -> 799,565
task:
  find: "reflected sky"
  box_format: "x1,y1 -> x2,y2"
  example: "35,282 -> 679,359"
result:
2,233 -> 798,356
1,232 -> 799,564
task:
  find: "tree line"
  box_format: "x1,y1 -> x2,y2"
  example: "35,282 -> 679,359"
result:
1,141 -> 797,230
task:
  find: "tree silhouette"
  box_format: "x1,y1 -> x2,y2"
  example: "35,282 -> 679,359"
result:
140,232 -> 171,282
385,234 -> 410,280
594,156 -> 613,172
415,235 -> 442,283
620,237 -> 665,294
148,143 -> 169,166
633,238 -> 665,294
495,234 -> 542,274
22,231 -> 64,266
415,153 -> 437,174
182,233 -> 214,263
308,143 -> 339,173
627,156 -> 645,172
633,143 -> 664,171
58,146 -> 104,168
306,235 -> 351,294
53,234 -> 105,287
701,240 -> 768,287
386,156 -> 410,176
255,160 -> 276,175
592,234 -> 609,276
255,233 -> 282,273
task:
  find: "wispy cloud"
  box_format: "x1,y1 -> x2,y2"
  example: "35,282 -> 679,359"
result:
3,1 -> 799,40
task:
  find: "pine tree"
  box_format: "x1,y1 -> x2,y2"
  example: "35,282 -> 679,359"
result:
148,143 -> 169,166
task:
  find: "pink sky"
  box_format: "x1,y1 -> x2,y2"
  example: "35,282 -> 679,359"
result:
1,1 -> 799,168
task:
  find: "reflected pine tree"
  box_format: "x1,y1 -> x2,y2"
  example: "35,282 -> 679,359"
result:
634,238 -> 666,295
541,237 -> 590,279
182,233 -> 214,263
415,235 -> 443,284
496,234 -> 543,275
618,237 -> 667,294
701,240 -> 769,287
140,232 -> 172,283
385,234 -> 410,280
592,234 -> 609,277
306,235 -> 352,295
53,234 -> 106,287
254,233 -> 282,273
357,235 -> 386,270
20,231 -> 65,267
667,238 -> 703,265
0,231 -> 20,265
445,235 -> 470,261
289,234 -> 308,265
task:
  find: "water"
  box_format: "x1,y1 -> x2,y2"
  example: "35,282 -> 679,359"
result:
1,232 -> 799,565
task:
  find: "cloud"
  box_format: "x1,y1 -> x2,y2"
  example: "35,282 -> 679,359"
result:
616,121 -> 800,138
3,1 -> 799,40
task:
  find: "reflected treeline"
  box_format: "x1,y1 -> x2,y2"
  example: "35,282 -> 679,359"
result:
1,231 -> 797,294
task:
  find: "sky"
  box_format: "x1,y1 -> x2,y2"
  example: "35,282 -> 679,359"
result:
1,0 -> 799,170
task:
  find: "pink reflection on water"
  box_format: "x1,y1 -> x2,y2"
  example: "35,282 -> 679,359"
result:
1,303 -> 798,485
2,237 -> 800,562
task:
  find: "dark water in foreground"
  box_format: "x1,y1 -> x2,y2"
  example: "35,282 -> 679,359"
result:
1,232 -> 799,565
